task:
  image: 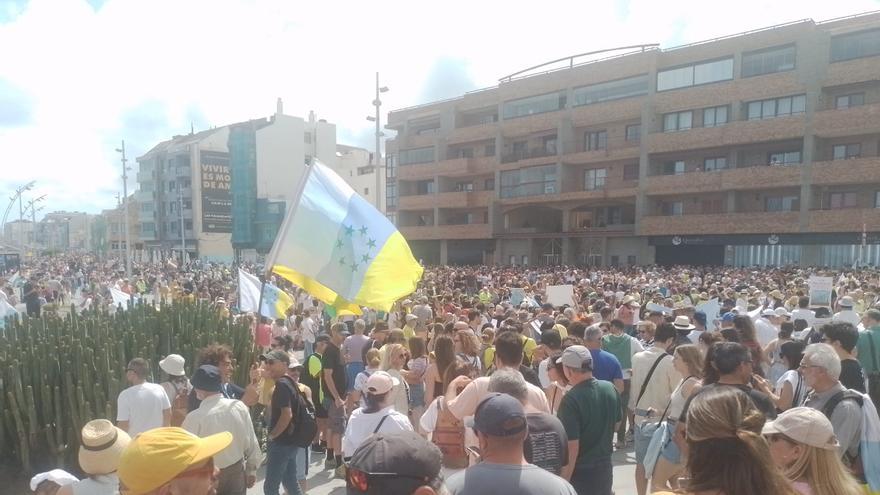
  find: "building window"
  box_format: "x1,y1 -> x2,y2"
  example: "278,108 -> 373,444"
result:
484,178 -> 495,190
398,147 -> 435,165
661,201 -> 683,216
833,143 -> 861,160
141,202 -> 154,212
625,124 -> 641,142
703,157 -> 727,171
765,195 -> 800,212
875,192 -> 880,209
168,181 -> 176,191
586,131 -> 607,151
703,106 -> 729,127
623,163 -> 639,181
304,132 -> 312,144
701,199 -> 724,214
485,144 -> 496,156
747,95 -> 806,120
663,111 -> 693,132
357,166 -> 373,176
416,180 -> 435,195
657,57 -> 734,91
502,92 -> 567,119
500,164 -> 557,199
831,28 -> 880,62
768,151 -> 802,166
141,222 -> 156,234
663,160 -> 686,175
183,199 -> 192,209
584,168 -> 607,190
386,183 -> 397,207
455,182 -> 474,192
829,192 -> 857,209
364,187 -> 369,195
835,93 -> 865,109
542,136 -> 557,154
386,212 -> 397,225
572,74 -> 650,106
184,220 -> 192,230
169,202 -> 177,214
627,255 -> 637,265
742,44 -> 796,77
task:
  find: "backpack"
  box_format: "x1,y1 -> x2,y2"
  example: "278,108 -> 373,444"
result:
169,381 -> 190,427
431,398 -> 468,469
276,376 -> 318,448
821,389 -> 866,482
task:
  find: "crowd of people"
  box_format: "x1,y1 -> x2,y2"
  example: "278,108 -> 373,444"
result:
9,256 -> 880,495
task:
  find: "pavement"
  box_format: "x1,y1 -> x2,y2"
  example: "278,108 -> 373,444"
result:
246,444 -> 638,494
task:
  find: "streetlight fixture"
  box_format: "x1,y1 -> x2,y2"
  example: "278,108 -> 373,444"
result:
368,73 -> 389,210
115,141 -> 132,278
2,181 -> 36,246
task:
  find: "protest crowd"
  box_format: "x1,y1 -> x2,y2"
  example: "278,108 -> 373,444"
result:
5,254 -> 880,495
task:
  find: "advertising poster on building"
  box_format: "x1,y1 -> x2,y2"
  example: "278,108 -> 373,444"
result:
200,151 -> 232,233
808,275 -> 833,308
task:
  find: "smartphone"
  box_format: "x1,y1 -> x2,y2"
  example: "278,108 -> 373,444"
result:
466,446 -> 482,462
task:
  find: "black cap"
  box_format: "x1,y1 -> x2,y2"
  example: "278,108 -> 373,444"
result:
315,334 -> 331,343
261,349 -> 290,364
191,365 -> 222,393
467,393 -> 528,437
348,431 -> 441,494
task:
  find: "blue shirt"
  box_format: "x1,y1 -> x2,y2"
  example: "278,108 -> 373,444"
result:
589,349 -> 623,382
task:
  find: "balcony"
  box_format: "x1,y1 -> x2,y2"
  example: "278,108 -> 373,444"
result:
400,129 -> 441,149
556,185 -> 638,202
136,171 -> 153,182
398,190 -> 493,210
822,55 -> 880,87
447,123 -> 499,144
813,102 -> 880,138
499,109 -> 565,137
647,115 -> 806,154
809,208 -> 880,232
562,138 -> 640,165
398,156 -> 497,180
397,194 -> 437,210
812,157 -> 880,186
501,146 -> 558,165
570,98 -> 644,128
399,223 -> 491,241
645,164 -> 802,195
640,211 -> 801,236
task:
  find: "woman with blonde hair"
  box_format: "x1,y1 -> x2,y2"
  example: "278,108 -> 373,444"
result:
763,407 -> 863,495
651,344 -> 704,492
380,342 -> 411,415
654,386 -> 798,495
349,347 -> 382,410
454,328 -> 482,371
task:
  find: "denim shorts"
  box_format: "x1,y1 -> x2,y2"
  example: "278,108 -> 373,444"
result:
295,446 -> 309,480
660,420 -> 681,463
634,421 -> 658,464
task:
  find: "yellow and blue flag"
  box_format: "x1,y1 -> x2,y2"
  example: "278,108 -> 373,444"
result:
238,269 -> 294,319
266,160 -> 423,312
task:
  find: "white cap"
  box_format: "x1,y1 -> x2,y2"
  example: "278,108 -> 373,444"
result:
159,354 -> 186,377
30,470 -> 78,490
364,370 -> 400,394
774,307 -> 791,317
762,407 -> 839,451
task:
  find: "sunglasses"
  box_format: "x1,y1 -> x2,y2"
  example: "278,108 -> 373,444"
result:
346,467 -> 428,492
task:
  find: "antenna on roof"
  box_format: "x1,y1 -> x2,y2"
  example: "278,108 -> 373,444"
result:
190,122 -> 194,135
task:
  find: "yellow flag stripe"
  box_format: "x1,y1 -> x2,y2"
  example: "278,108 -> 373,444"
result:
272,265 -> 363,314
355,231 -> 423,311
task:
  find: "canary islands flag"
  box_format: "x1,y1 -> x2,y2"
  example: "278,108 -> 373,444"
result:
266,160 -> 423,312
238,269 -> 294,319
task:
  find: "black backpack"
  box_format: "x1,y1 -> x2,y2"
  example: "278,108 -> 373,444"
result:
277,376 -> 318,448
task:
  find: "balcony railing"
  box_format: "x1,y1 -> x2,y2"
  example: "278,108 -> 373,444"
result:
501,146 -> 558,164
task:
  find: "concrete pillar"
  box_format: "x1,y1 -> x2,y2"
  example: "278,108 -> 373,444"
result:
440,239 -> 448,265
798,30 -> 829,232
726,191 -> 737,213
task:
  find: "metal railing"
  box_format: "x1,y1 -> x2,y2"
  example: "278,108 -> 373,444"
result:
501,147 -> 559,164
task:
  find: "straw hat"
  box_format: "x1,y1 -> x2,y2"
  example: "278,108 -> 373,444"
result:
79,419 -> 131,475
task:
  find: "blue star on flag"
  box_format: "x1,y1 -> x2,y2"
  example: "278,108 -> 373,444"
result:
344,225 -> 355,236
367,238 -> 376,248
350,262 -> 359,272
359,226 -> 368,236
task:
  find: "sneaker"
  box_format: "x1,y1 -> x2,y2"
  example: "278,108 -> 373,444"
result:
311,443 -> 326,454
335,464 -> 347,479
324,458 -> 337,470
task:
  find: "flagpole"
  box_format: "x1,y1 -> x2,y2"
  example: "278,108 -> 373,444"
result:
264,159 -> 316,278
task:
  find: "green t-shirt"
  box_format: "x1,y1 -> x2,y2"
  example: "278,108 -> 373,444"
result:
556,378 -> 621,466
857,327 -> 880,374
602,333 -> 633,370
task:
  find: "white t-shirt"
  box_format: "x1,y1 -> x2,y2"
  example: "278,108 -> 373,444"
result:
342,405 -> 412,457
538,358 -> 551,389
754,318 -> 778,348
775,369 -> 806,408
302,317 -> 317,343
117,382 -> 171,436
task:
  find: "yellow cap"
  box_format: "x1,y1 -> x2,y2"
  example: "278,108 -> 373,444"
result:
118,427 -> 232,494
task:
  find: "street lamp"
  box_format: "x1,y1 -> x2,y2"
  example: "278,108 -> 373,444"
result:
115,141 -> 132,278
2,181 -> 35,246
367,73 -> 389,210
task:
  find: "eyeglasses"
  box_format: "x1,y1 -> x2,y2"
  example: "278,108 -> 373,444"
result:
346,467 -> 428,492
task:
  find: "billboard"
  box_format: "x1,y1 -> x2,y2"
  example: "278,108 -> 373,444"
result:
200,151 -> 232,233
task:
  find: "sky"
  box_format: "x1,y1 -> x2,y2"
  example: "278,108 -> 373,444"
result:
0,0 -> 878,221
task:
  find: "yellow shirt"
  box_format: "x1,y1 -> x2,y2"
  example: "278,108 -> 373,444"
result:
520,334 -> 537,362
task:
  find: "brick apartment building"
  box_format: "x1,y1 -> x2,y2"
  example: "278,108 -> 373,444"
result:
385,11 -> 880,268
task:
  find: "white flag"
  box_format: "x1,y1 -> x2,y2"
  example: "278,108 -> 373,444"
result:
238,269 -> 262,313
0,299 -> 19,329
110,287 -> 133,308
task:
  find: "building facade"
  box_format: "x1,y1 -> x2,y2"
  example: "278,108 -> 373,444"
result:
336,144 -> 385,211
91,197 -> 141,260
387,12 -> 880,267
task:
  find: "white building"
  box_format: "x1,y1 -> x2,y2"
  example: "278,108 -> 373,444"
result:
334,144 -> 385,212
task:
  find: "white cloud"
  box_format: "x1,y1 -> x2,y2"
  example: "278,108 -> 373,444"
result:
0,0 -> 877,217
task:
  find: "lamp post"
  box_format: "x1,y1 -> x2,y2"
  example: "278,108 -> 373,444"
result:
2,181 -> 35,246
115,141 -> 132,278
23,195 -> 46,246
366,72 -> 389,210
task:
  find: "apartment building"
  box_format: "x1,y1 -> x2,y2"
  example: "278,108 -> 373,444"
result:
386,11 -> 880,267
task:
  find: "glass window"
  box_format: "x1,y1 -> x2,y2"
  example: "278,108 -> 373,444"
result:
141,202 -> 154,212
833,143 -> 861,160
572,74 -> 649,106
704,157 -> 727,171
765,196 -> 799,212
456,182 -> 474,192
747,95 -> 806,120
416,180 -> 435,195
399,147 -> 435,166
747,101 -> 762,120
831,28 -> 880,62
875,191 -> 880,209
484,178 -> 495,190
768,151 -> 802,165
703,106 -> 728,127
829,192 -> 857,209
663,160 -> 686,175
657,58 -> 733,91
586,131 -> 607,151
584,168 -> 607,190
742,45 -> 796,77
662,201 -> 683,216
835,93 -> 865,109
792,95 -> 806,114
762,100 -> 777,119
663,111 -> 692,132
626,124 -> 641,142
500,164 -> 557,198
623,163 -> 639,181
485,144 -> 496,156
502,92 -> 566,119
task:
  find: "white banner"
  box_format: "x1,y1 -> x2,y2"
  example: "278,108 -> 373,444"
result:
809,276 -> 833,308
546,285 -> 575,308
238,269 -> 262,313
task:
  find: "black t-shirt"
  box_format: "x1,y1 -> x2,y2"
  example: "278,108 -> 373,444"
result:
678,382 -> 777,422
524,413 -> 569,476
23,282 -> 38,305
840,359 -> 866,393
520,365 -> 543,389
187,381 -> 244,412
322,342 -> 346,398
269,376 -> 296,439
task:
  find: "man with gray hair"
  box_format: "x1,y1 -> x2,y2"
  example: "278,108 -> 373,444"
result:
412,296 -> 434,334
116,357 -> 171,436
488,369 -> 569,475
802,343 -> 865,467
583,325 -> 624,394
